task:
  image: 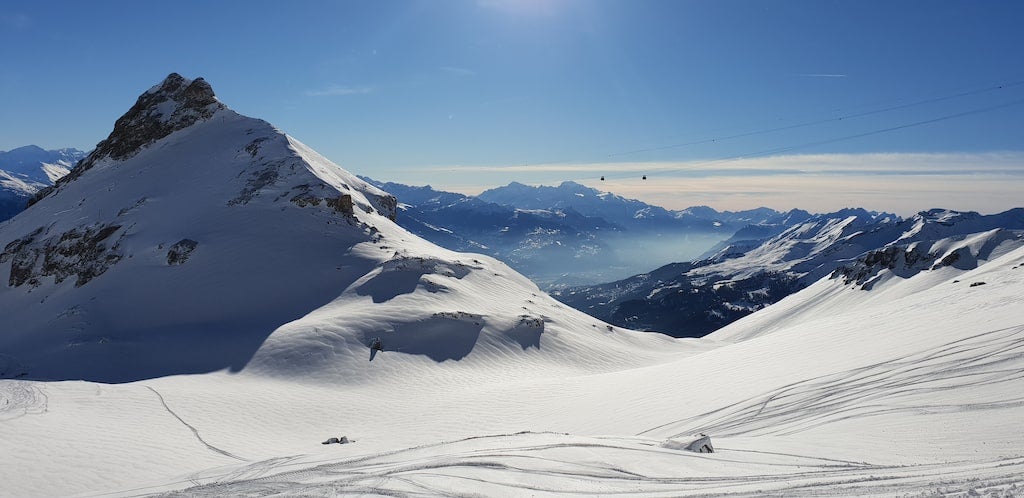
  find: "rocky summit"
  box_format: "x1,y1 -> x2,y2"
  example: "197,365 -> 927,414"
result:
30,73 -> 225,206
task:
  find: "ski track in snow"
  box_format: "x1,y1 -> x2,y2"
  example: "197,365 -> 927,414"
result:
638,324 -> 1024,440
140,432 -> 1024,497
145,386 -> 248,463
5,76 -> 1024,498
0,381 -> 47,421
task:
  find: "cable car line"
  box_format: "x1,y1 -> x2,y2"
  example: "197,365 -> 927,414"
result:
606,79 -> 1024,159
596,96 -> 1024,182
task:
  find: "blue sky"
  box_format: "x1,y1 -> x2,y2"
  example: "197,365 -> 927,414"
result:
2,0 -> 1023,214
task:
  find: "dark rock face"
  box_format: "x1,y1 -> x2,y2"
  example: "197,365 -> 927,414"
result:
286,183 -> 355,217
228,140 -> 395,220
0,224 -> 124,287
92,73 -> 222,163
559,269 -> 801,337
833,245 -> 938,290
368,193 -> 397,221
229,165 -> 281,206
166,239 -> 198,265
29,73 -> 225,207
326,195 -> 354,215
553,209 -> 900,336
833,228 -> 1024,290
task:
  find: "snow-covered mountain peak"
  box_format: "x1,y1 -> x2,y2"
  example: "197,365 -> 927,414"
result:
916,207 -> 975,225
0,74 -> 675,382
27,73 -> 226,207
555,180 -> 592,193
0,146 -> 84,181
4,144 -> 46,157
100,71 -> 223,159
104,72 -> 224,162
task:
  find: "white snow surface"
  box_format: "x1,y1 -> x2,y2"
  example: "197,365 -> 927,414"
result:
0,169 -> 45,196
3,240 -> 1021,497
0,161 -> 71,196
2,78 -> 1024,497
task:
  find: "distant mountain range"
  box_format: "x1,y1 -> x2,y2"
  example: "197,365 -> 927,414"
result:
361,178 -> 801,287
477,181 -> 792,231
0,145 -> 86,221
5,75 -> 1024,498
553,207 -> 1024,337
0,73 -> 667,383
10,131 -> 1022,349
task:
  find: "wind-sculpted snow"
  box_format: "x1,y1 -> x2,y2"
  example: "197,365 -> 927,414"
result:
354,253 -> 477,303
3,235 -> 1024,497
0,73 -> 678,383
143,432 -> 1024,497
4,74 -> 1024,497
0,75 -> 408,382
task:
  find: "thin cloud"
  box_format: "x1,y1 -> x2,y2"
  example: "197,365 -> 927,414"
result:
402,152 -> 1024,215
596,173 -> 1024,216
416,152 -> 1024,176
305,85 -> 373,97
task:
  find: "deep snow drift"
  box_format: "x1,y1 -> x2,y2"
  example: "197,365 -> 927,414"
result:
1,75 -> 1023,497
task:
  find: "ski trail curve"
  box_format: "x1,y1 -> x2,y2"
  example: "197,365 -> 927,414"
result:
145,386 -> 248,462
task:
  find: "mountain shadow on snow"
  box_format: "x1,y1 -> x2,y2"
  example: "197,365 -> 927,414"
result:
0,74 -> 407,382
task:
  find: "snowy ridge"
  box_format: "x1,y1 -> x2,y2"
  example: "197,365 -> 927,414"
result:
362,178 -> 777,287
3,74 -> 1024,497
695,208 -> 900,283
0,170 -> 44,197
0,74 -> 671,385
0,145 -> 84,184
835,227 -> 1024,290
478,180 -> 785,232
556,207 -> 1024,336
0,145 -> 85,221
4,232 -> 1018,496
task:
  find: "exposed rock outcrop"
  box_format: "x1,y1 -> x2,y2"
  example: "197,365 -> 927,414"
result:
834,228 -> 1024,290
0,224 -> 124,287
29,73 -> 225,207
166,239 -> 198,265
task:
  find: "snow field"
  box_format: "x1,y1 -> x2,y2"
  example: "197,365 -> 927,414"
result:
2,75 -> 1023,496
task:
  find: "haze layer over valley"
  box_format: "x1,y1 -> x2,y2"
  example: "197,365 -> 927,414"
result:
361,177 -> 796,288
1,74 -> 1023,497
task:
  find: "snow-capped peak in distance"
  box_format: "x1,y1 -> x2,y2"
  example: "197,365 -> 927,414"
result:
5,75 -> 1024,498
0,145 -> 86,184
478,180 -> 789,231
0,74 -> 674,383
478,180 -> 673,223
360,177 -> 796,287
0,146 -> 87,221
554,205 -> 1024,337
